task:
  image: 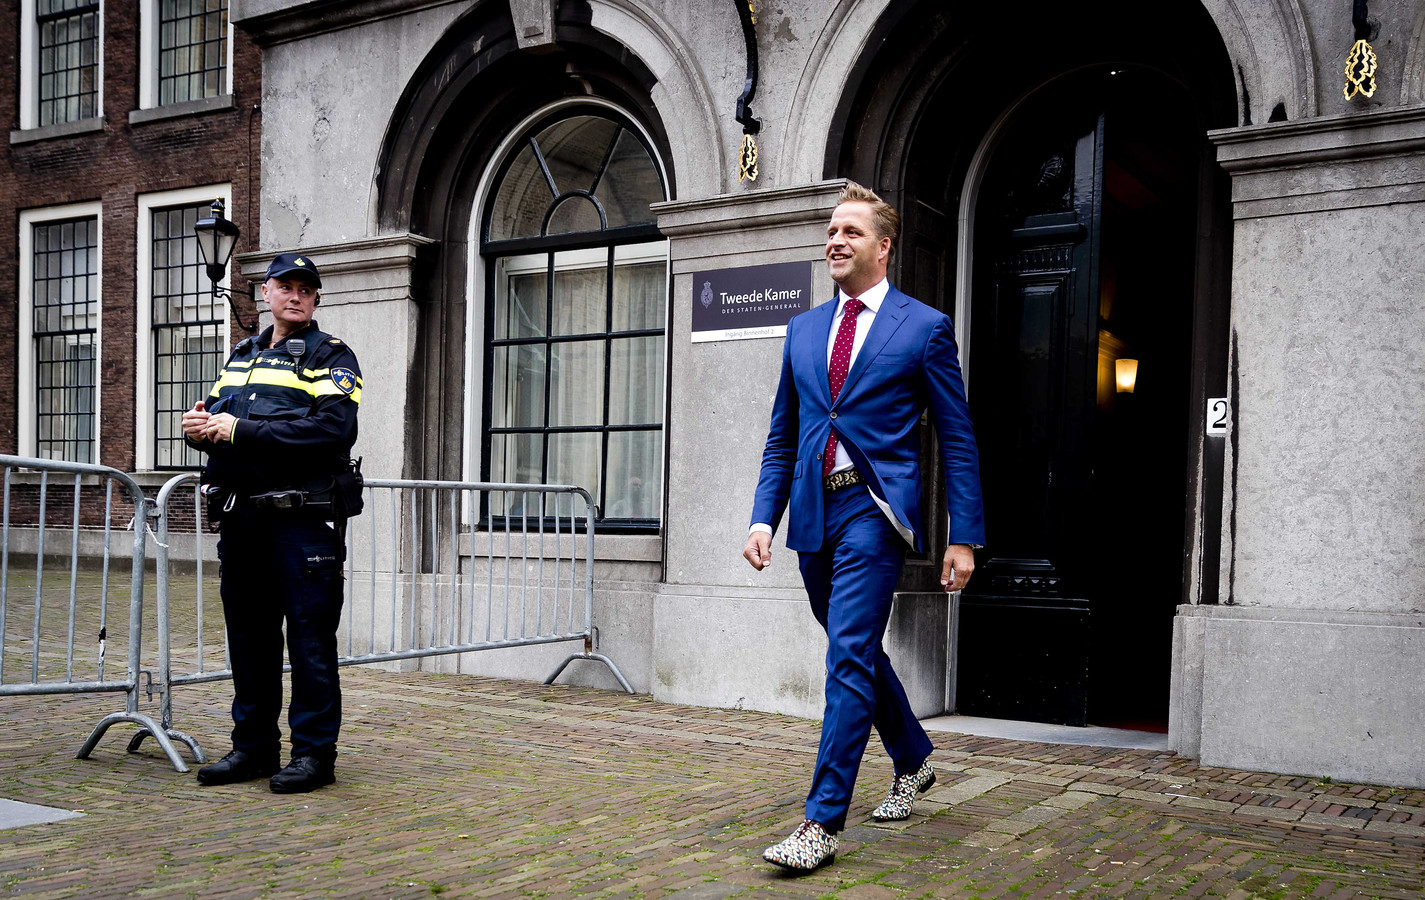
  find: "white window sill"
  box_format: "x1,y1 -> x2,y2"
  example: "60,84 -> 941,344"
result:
128,94 -> 236,126
10,116 -> 105,146
461,531 -> 662,563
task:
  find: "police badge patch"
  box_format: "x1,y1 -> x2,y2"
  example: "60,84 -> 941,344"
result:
331,367 -> 357,394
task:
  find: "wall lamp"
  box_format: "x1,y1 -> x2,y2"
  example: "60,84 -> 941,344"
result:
1115,358 -> 1139,393
193,199 -> 257,333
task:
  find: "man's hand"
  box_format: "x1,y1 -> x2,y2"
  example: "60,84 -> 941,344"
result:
203,412 -> 239,444
181,401 -> 211,441
743,531 -> 772,571
941,543 -> 975,592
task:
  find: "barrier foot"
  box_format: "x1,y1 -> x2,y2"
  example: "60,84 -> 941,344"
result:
76,712 -> 191,773
544,652 -> 635,694
128,728 -> 207,765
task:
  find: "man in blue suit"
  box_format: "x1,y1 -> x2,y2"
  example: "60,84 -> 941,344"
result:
744,182 -> 985,871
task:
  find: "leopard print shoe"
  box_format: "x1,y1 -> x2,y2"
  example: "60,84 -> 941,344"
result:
763,819 -> 839,871
871,760 -> 936,821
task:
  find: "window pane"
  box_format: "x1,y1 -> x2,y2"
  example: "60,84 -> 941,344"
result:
490,344 -> 547,428
612,258 -> 667,331
489,433 -> 544,515
537,116 -> 618,198
34,334 -> 96,463
608,336 -> 664,426
158,0 -> 228,105
551,253 -> 606,336
150,202 -> 224,468
546,195 -> 603,236
547,432 -> 602,504
488,142 -> 550,242
595,129 -> 663,228
606,431 -> 662,520
547,340 -> 605,427
36,3 -> 99,126
481,112 -> 670,525
495,260 -> 548,340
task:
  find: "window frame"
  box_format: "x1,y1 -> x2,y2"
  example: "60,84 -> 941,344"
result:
134,184 -> 233,471
18,201 -> 104,462
137,0 -> 235,111
464,101 -> 671,532
18,0 -> 104,131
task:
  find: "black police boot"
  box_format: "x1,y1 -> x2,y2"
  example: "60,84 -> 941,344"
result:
269,755 -> 336,794
195,749 -> 281,786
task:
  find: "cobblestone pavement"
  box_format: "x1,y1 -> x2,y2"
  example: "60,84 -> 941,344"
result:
2,670 -> 1423,899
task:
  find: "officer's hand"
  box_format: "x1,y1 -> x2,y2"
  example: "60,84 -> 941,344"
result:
204,412 -> 238,444
941,543 -> 975,593
743,531 -> 772,571
181,402 -> 211,441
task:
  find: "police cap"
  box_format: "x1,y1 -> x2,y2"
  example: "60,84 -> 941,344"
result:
265,252 -> 322,288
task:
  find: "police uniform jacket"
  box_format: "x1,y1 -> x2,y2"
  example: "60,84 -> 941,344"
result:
190,320 -> 361,496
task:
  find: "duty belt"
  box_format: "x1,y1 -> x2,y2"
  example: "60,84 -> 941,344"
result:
250,489 -> 308,511
823,468 -> 864,492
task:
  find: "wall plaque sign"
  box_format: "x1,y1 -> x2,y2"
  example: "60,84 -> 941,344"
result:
690,260 -> 815,343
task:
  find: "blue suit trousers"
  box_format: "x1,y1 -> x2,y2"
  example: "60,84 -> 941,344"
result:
798,484 -> 935,832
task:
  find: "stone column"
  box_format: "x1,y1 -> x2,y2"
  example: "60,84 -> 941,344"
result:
1167,106 -> 1425,786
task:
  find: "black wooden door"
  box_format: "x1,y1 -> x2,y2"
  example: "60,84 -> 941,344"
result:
956,107 -> 1105,726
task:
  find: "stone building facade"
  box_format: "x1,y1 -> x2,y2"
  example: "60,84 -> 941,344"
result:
215,0 -> 1425,787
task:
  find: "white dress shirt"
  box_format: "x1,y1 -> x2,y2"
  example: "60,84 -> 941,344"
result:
824,278 -> 889,475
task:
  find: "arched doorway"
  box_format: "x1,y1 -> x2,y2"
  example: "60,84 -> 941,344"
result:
960,68 -> 1203,728
830,1 -> 1238,728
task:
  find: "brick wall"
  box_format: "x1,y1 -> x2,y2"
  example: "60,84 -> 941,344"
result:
0,1 -> 263,472
3,480 -> 208,533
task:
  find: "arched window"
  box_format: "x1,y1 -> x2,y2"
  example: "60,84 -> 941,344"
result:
481,110 -> 667,528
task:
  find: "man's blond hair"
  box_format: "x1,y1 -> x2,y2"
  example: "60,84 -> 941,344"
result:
836,181 -> 901,260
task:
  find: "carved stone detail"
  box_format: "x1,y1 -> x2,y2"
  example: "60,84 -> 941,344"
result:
508,0 -> 555,50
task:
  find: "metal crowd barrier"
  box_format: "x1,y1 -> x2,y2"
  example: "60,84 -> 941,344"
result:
0,455 -> 189,772
140,474 -> 632,769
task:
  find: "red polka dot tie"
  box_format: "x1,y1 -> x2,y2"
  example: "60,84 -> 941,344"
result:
824,297 -> 864,477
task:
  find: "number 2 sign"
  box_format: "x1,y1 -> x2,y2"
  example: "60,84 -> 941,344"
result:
1206,398 -> 1230,436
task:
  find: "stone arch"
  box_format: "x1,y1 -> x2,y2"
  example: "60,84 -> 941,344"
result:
782,0 -> 1315,186
374,0 -> 720,231
576,0 -> 726,197
1403,5 -> 1425,104
1196,0 -> 1317,122
370,2 -> 684,480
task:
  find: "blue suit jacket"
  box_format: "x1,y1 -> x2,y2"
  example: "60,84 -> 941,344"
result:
751,285 -> 985,553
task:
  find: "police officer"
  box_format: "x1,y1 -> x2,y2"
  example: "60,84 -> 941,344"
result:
181,252 -> 361,793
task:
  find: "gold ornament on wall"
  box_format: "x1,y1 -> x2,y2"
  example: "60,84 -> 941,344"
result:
734,0 -> 762,183
738,134 -> 760,182
1344,38 -> 1378,99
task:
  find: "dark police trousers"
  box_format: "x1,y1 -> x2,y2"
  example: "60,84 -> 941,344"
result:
218,505 -> 345,761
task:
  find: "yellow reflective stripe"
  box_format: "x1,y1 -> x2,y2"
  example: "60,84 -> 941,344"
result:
311,381 -> 361,403
246,368 -> 319,395
212,369 -> 251,392
226,359 -> 255,369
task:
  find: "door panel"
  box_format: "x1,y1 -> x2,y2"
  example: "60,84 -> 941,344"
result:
958,109 -> 1103,726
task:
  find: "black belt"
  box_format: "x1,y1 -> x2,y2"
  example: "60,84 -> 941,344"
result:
823,468 -> 864,492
